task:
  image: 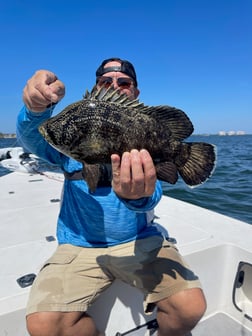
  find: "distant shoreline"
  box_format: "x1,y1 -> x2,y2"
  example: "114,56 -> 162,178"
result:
0,134 -> 16,139
0,133 -> 251,139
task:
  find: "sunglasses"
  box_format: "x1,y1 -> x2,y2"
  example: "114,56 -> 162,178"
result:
96,76 -> 134,88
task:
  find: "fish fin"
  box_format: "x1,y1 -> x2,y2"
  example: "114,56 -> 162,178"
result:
85,86 -> 192,141
82,163 -> 101,192
156,162 -> 178,184
85,85 -> 144,108
177,142 -> 217,186
140,105 -> 194,140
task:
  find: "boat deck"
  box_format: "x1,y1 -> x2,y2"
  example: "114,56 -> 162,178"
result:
192,313 -> 252,336
1,311 -> 252,336
0,171 -> 252,336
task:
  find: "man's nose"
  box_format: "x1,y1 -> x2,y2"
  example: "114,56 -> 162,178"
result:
112,78 -> 119,89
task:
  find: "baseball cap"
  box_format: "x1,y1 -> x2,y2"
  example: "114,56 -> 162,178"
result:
96,57 -> 138,87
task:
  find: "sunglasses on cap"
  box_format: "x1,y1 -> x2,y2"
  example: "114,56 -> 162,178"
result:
96,76 -> 134,88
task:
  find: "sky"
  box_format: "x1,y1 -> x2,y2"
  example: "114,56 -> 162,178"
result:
0,0 -> 251,134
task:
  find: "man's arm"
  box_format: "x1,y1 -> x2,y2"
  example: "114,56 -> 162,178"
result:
17,70 -> 65,163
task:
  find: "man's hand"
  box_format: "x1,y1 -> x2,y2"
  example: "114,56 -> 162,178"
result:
23,70 -> 65,112
111,149 -> 157,199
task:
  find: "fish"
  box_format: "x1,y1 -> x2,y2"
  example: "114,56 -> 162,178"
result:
39,85 -> 216,191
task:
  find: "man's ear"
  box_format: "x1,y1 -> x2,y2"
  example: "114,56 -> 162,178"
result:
134,88 -> 140,98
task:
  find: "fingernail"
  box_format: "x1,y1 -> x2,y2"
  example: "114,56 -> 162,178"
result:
131,149 -> 139,156
140,149 -> 148,156
122,152 -> 130,162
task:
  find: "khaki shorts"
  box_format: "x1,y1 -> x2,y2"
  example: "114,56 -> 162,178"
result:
26,236 -> 201,315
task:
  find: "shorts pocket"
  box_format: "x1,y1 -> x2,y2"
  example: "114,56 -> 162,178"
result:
40,251 -> 79,271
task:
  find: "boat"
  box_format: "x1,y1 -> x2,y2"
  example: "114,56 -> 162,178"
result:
0,147 -> 40,175
0,149 -> 252,335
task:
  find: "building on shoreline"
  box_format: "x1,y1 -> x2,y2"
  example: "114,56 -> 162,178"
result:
218,130 -> 246,136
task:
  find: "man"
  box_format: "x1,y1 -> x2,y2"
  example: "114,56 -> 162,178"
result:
17,58 -> 206,336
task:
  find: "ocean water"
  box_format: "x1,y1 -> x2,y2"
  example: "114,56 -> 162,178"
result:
1,135 -> 252,224
162,135 -> 252,225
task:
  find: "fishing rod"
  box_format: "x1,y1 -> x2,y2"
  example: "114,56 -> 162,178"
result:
115,318 -> 158,336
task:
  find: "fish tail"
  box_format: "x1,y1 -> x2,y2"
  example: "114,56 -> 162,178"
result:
177,142 -> 216,186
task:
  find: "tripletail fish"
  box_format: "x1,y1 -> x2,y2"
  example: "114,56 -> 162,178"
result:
39,86 -> 216,191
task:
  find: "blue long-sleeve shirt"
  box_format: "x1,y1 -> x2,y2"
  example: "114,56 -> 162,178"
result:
16,105 -> 163,247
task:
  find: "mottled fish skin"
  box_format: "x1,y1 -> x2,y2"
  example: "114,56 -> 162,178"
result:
39,86 -> 216,191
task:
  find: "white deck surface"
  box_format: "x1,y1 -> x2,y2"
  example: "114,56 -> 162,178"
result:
0,171 -> 252,335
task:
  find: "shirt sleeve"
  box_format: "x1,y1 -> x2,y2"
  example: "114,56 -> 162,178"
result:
16,105 -> 63,165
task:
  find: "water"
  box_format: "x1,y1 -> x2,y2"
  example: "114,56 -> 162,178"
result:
0,138 -> 20,176
162,135 -> 252,225
1,135 -> 252,224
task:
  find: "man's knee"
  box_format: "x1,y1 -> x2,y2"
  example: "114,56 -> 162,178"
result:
156,288 -> 207,334
27,313 -> 52,336
27,312 -> 67,336
180,288 -> 206,327
26,311 -> 98,336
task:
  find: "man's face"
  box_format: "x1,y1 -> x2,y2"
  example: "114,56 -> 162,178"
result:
96,61 -> 140,100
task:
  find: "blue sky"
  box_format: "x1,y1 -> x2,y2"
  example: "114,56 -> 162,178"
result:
0,0 -> 251,134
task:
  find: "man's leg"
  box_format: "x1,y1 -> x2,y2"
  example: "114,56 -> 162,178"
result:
156,288 -> 206,336
26,244 -> 112,336
27,311 -> 104,336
